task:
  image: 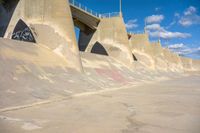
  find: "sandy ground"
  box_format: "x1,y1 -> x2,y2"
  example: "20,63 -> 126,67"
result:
0,74 -> 200,133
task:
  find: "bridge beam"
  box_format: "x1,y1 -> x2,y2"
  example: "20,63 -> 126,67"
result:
70,5 -> 100,31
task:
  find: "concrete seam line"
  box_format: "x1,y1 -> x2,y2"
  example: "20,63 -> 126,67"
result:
0,83 -> 139,113
0,75 -> 182,113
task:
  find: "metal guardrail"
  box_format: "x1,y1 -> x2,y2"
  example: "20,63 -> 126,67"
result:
69,0 -> 99,17
69,0 -> 120,18
100,12 -> 120,18
128,31 -> 146,35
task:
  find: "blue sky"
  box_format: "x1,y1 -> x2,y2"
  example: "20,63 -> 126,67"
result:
74,0 -> 200,59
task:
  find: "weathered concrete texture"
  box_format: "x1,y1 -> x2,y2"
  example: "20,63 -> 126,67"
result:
129,33 -> 200,71
0,38 -> 82,108
129,33 -> 150,51
0,38 -> 185,111
1,74 -> 200,133
192,59 -> 200,70
2,36 -> 199,133
1,1 -> 200,132
3,0 -> 82,71
79,16 -> 133,67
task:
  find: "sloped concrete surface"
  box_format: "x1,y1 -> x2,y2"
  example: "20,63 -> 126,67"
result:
0,74 -> 200,133
0,38 -> 187,111
80,16 -> 133,66
1,0 -> 200,132
0,37 -> 200,133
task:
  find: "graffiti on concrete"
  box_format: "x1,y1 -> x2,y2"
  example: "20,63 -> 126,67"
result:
12,28 -> 35,42
12,19 -> 36,43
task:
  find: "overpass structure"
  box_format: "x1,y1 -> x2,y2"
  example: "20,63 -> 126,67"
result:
1,0 -> 199,71
69,0 -> 122,33
69,0 -> 134,66
1,2 -> 200,132
69,0 -> 100,33
2,0 -> 134,68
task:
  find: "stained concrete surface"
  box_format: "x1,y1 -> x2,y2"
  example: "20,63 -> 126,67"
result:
0,74 -> 200,133
1,0 -> 200,132
1,38 -> 184,111
1,37 -> 200,133
3,0 -> 83,72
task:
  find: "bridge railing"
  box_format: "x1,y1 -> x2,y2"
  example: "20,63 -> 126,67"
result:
69,0 -> 99,18
128,31 -> 146,35
69,0 -> 120,18
99,12 -> 121,18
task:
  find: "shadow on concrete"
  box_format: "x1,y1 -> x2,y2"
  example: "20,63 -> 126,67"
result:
0,0 -> 19,37
132,54 -> 138,61
91,42 -> 108,56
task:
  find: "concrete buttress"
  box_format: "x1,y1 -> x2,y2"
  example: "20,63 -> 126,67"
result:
4,0 -> 83,72
79,16 -> 134,67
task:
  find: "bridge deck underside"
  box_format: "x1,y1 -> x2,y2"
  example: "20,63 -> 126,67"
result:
70,5 -> 100,32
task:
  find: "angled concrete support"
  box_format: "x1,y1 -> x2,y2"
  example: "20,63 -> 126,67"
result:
128,33 -> 193,71
129,33 -> 150,51
79,16 -> 134,66
4,0 -> 83,72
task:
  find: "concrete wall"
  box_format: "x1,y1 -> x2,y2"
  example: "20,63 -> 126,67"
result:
180,57 -> 193,71
3,0 -> 83,72
129,33 -> 150,51
129,33 -> 200,72
2,37 -> 185,110
79,16 -> 133,66
192,59 -> 200,71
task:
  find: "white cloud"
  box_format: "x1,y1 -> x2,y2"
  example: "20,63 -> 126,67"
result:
149,31 -> 191,39
146,24 -> 191,39
178,6 -> 200,27
179,15 -> 200,26
146,24 -> 163,31
169,6 -> 200,27
167,43 -> 200,57
179,18 -> 193,26
125,19 -> 138,30
168,43 -> 184,49
145,15 -> 164,24
184,6 -> 197,16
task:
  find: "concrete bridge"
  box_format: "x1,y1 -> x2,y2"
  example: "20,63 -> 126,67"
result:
0,3 -> 200,132
69,0 -> 100,33
1,0 -> 199,72
69,0 -> 134,66
69,0 -> 120,31
1,0 -> 134,69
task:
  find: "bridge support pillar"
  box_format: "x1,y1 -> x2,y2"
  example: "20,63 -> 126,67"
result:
4,0 -> 83,72
79,16 -> 134,67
